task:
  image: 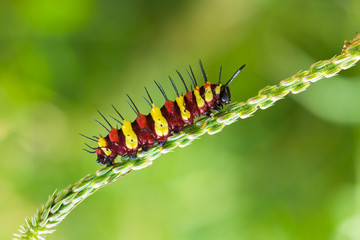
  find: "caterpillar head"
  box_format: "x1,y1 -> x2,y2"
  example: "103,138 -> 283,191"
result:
220,64 -> 246,105
220,85 -> 231,104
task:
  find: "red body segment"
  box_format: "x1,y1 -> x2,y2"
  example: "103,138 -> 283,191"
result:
184,91 -> 200,119
161,100 -> 184,132
108,130 -> 127,156
132,114 -> 156,149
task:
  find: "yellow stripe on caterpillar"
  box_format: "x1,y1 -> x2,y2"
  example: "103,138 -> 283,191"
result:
175,96 -> 191,121
98,138 -> 107,148
194,87 -> 205,108
150,104 -> 169,137
215,84 -> 221,95
101,148 -> 112,156
122,120 -> 138,149
204,84 -> 213,102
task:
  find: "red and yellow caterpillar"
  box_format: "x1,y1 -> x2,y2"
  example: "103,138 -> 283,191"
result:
82,60 -> 246,166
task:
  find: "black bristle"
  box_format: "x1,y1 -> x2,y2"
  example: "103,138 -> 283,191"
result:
94,119 -> 110,132
126,94 -> 140,114
112,105 -> 124,120
189,65 -> 198,86
109,115 -> 123,126
126,101 -> 140,118
97,110 -> 112,129
186,68 -> 196,88
169,76 -> 179,97
143,96 -> 152,108
85,143 -> 97,150
199,59 -> 207,83
225,64 -> 246,87
79,134 -> 98,142
154,80 -> 168,101
177,70 -> 189,92
144,87 -> 153,104
83,149 -> 96,154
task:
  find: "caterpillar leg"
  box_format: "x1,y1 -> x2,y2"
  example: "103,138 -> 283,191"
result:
142,146 -> 149,152
106,160 -> 114,166
204,112 -> 213,119
213,104 -> 223,111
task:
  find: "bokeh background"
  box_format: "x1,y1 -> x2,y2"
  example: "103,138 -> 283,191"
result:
1,0 -> 360,239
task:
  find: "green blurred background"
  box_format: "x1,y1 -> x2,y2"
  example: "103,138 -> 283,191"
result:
1,0 -> 360,239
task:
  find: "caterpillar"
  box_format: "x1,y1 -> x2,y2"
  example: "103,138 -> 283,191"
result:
81,60 -> 246,166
